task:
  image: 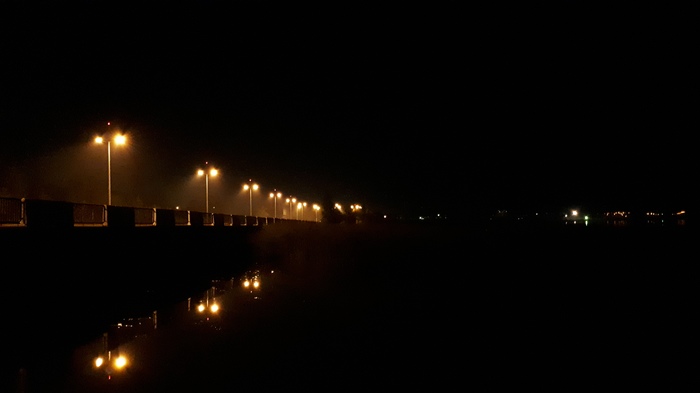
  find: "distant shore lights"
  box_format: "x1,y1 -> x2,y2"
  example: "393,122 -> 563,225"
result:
564,209 -> 589,224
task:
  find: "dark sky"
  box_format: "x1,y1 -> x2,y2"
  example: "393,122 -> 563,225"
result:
0,3 -> 693,220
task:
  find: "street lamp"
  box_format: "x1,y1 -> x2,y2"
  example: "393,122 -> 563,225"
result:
285,196 -> 296,220
297,201 -> 307,221
313,204 -> 320,222
243,180 -> 259,216
197,164 -> 218,213
94,126 -> 126,206
269,190 -> 282,220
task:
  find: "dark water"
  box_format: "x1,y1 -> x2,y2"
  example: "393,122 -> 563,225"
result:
1,225 -> 258,391
1,221 -> 694,392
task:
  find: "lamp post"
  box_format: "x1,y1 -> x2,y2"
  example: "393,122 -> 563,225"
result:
243,180 -> 259,216
298,202 -> 307,221
94,126 -> 126,206
313,204 -> 320,222
286,196 -> 296,220
269,190 -> 282,220
197,164 -> 218,213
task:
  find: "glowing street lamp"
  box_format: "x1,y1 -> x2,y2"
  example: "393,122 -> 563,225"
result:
269,190 -> 282,219
197,164 -> 218,213
285,196 -> 296,220
243,180 -> 259,216
297,201 -> 307,221
94,124 -> 127,206
313,204 -> 320,222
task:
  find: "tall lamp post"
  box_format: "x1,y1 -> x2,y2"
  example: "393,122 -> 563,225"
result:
197,164 -> 218,213
269,190 -> 282,220
298,202 -> 307,221
286,196 -> 296,220
243,180 -> 259,216
313,204 -> 320,222
94,129 -> 126,206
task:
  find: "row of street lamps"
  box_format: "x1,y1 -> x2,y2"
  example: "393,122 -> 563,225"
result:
194,167 -> 321,221
195,174 -> 320,220
94,124 -> 325,221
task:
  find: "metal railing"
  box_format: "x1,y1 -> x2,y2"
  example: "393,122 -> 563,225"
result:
73,203 -> 106,226
0,197 -> 298,228
0,197 -> 23,225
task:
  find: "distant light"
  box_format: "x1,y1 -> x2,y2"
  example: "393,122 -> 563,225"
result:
114,356 -> 127,369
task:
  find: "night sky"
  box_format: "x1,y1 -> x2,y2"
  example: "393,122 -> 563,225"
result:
0,3 -> 692,220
